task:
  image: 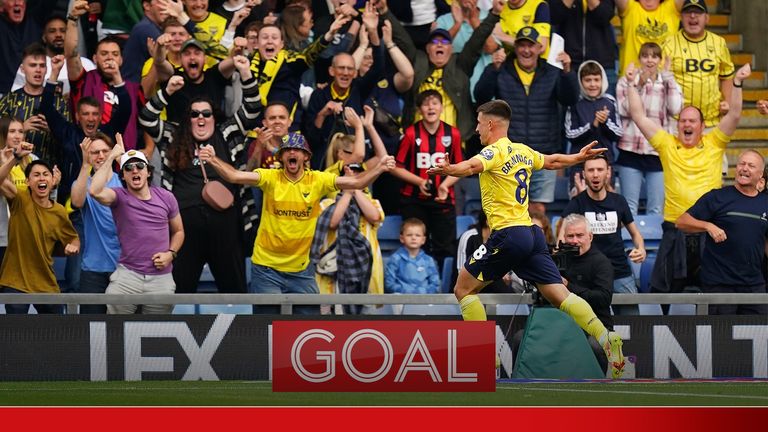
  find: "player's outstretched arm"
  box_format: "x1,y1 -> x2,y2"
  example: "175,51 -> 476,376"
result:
543,141 -> 607,170
427,158 -> 484,178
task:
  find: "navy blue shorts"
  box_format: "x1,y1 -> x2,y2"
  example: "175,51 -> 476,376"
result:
464,225 -> 562,285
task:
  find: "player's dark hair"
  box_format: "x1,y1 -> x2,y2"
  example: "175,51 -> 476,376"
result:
477,100 -> 512,121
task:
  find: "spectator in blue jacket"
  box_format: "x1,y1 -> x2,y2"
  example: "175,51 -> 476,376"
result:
384,218 -> 440,294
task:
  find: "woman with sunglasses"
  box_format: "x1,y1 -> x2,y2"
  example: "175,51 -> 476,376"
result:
138,55 -> 261,295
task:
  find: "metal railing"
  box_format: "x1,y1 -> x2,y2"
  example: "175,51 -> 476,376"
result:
0,293 -> 766,315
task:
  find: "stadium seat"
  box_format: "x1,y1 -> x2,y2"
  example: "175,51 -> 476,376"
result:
633,214 -> 664,250
463,199 -> 482,216
546,176 -> 571,218
455,215 -> 476,238
638,304 -> 663,315
496,303 -> 530,315
198,304 -> 252,314
669,304 -> 696,315
441,257 -> 454,293
378,215 -> 403,257
173,304 -> 198,314
361,304 -> 399,315
401,304 -> 461,315
198,263 -> 217,293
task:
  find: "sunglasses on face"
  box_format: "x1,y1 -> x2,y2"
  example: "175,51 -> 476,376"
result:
430,39 -> 450,46
122,161 -> 147,171
190,109 -> 213,118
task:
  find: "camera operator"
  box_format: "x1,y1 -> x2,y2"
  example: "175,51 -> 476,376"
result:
560,214 -> 614,373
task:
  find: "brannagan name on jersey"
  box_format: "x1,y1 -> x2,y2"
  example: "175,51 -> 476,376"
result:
501,153 -> 533,174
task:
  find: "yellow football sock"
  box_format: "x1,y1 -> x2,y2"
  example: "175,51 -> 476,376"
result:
459,295 -> 487,321
559,293 -> 608,342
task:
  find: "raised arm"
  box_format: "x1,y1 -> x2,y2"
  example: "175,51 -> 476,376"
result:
382,20 -> 414,93
362,105 -> 389,167
625,63 -> 662,140
64,0 -> 89,81
344,107 -> 366,163
89,136 -> 122,205
70,137 -> 94,209
718,63 -> 750,136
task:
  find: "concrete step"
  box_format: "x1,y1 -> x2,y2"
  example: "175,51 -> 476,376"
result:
731,128 -> 768,141
725,139 -> 768,149
722,33 -> 742,51
743,89 -> 768,102
732,52 -> 754,66
738,109 -> 768,127
725,147 -> 768,161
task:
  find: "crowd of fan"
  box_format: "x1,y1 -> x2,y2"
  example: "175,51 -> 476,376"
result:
0,0 -> 765,316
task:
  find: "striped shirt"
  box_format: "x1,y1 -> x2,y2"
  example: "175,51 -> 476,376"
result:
663,30 -> 735,128
616,71 -> 683,155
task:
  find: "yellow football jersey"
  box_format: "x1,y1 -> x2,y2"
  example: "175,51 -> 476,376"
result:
649,127 -> 729,222
499,0 -> 551,58
252,168 -> 338,272
618,0 -> 680,76
472,137 -> 545,231
416,68 -> 457,127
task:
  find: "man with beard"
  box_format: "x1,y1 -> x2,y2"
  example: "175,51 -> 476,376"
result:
0,0 -> 47,95
0,143 -> 79,314
626,62 -> 750,305
198,134 -> 396,315
154,38 -> 237,124
65,0 -> 145,151
0,42 -> 71,168
89,138 -> 184,314
559,155 -> 646,315
12,14 -> 96,96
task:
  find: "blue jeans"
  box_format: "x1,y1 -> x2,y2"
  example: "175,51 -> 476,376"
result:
616,165 -> 664,215
529,169 -> 556,203
612,275 -> 639,316
64,210 -> 84,294
1,287 -> 63,314
79,270 -> 111,314
249,263 -> 320,315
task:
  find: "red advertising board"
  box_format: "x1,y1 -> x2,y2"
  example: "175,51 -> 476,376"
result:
272,321 -> 495,392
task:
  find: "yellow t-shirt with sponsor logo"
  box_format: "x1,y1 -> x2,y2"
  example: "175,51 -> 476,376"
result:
416,68 -> 457,127
649,127 -> 729,223
499,0 -> 551,58
472,137 -> 545,231
252,168 -> 338,272
619,0 -> 680,76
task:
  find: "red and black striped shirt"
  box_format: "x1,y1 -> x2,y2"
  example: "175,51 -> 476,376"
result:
395,121 -> 463,203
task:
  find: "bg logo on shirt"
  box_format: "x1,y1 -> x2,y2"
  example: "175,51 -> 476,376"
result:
416,152 -> 447,169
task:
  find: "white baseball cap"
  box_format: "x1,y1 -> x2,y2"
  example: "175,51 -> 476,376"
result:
119,150 -> 149,170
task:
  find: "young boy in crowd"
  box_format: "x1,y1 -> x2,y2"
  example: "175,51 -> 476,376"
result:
565,60 -> 623,168
384,218 -> 440,294
392,90 -> 463,269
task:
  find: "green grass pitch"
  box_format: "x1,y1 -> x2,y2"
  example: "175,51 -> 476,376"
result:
0,381 -> 766,406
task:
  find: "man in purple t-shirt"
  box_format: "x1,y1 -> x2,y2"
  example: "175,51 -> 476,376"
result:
89,134 -> 184,314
